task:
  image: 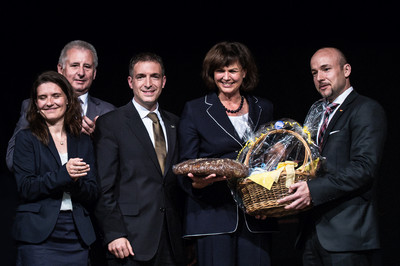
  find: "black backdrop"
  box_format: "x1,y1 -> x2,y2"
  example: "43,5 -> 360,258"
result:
1,1 -> 399,265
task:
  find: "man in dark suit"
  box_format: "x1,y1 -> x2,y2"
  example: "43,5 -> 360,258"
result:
93,52 -> 184,266
278,47 -> 387,265
6,40 -> 115,171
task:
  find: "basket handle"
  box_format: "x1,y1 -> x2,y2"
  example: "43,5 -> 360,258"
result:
243,129 -> 315,176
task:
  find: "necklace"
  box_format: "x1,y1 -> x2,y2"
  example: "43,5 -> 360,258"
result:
223,96 -> 244,113
56,135 -> 66,145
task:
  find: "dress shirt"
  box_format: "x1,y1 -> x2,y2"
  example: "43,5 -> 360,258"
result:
59,152 -> 73,211
228,113 -> 250,139
132,98 -> 168,151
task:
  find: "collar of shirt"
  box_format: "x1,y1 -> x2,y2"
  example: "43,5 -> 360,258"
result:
328,86 -> 353,119
131,98 -> 168,151
331,86 -> 353,106
317,87 -> 354,140
79,93 -> 89,116
131,98 -> 161,119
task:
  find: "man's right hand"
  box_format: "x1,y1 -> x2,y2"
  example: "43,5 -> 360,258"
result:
108,237 -> 134,259
81,115 -> 98,136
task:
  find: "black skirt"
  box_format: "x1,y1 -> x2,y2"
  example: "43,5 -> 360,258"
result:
16,211 -> 89,266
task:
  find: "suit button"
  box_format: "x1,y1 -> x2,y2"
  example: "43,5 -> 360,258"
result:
160,207 -> 165,212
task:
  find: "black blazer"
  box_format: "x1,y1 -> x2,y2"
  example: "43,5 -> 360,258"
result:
6,96 -> 116,171
13,129 -> 98,246
300,90 -> 387,252
93,102 -> 185,263
178,93 -> 278,237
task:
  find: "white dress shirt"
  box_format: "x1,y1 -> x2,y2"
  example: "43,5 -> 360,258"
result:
59,152 -> 73,211
132,98 -> 168,151
228,113 -> 250,139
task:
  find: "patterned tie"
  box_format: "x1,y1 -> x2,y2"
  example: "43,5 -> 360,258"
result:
79,98 -> 85,116
318,102 -> 339,148
147,112 -> 167,174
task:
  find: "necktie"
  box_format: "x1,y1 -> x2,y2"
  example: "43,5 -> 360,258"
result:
318,102 -> 339,148
79,98 -> 85,116
147,112 -> 167,174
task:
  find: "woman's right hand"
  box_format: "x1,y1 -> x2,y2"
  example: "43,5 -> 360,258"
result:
188,173 -> 228,189
66,158 -> 90,180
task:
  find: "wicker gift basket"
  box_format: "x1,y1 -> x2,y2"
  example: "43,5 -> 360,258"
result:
231,119 -> 321,218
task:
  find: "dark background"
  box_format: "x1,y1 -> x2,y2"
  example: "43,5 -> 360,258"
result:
1,1 -> 399,265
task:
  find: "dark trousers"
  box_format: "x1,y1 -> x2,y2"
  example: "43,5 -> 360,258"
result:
302,228 -> 380,266
195,216 -> 271,266
106,220 -> 180,266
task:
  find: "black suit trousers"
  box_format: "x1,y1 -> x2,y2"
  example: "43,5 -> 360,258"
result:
302,228 -> 381,266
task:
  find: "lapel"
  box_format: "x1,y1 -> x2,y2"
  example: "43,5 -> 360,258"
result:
205,93 -> 243,146
47,134 -> 62,166
320,90 -> 359,151
247,95 -> 263,131
86,95 -> 98,121
205,93 -> 263,146
123,102 -> 163,175
67,133 -> 79,159
47,131 -> 78,165
160,109 -> 177,176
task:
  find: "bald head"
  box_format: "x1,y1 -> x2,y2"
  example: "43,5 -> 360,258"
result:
310,47 -> 351,102
311,47 -> 348,69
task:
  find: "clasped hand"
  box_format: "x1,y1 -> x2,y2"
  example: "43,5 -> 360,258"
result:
81,115 -> 99,136
66,158 -> 90,180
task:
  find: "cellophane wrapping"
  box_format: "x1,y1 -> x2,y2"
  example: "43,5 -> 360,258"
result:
228,118 -> 322,212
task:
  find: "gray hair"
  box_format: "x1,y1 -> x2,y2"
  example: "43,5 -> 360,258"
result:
58,40 -> 98,69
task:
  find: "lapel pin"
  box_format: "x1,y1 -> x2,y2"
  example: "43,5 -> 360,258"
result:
170,125 -> 175,128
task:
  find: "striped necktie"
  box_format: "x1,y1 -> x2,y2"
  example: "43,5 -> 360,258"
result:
318,102 -> 339,148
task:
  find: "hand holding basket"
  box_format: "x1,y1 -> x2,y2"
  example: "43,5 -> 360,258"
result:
237,127 -> 318,217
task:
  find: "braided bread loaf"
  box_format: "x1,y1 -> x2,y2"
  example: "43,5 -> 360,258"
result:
173,158 -> 249,178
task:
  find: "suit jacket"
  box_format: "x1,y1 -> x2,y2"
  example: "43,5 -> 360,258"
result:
12,129 -> 98,246
6,95 -> 116,171
178,93 -> 278,237
93,101 -> 185,263
299,90 -> 387,252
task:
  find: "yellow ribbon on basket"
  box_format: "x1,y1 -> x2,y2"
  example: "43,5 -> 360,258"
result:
248,161 -> 298,190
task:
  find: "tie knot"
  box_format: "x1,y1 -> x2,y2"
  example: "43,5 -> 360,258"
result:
147,112 -> 159,123
325,103 -> 339,114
